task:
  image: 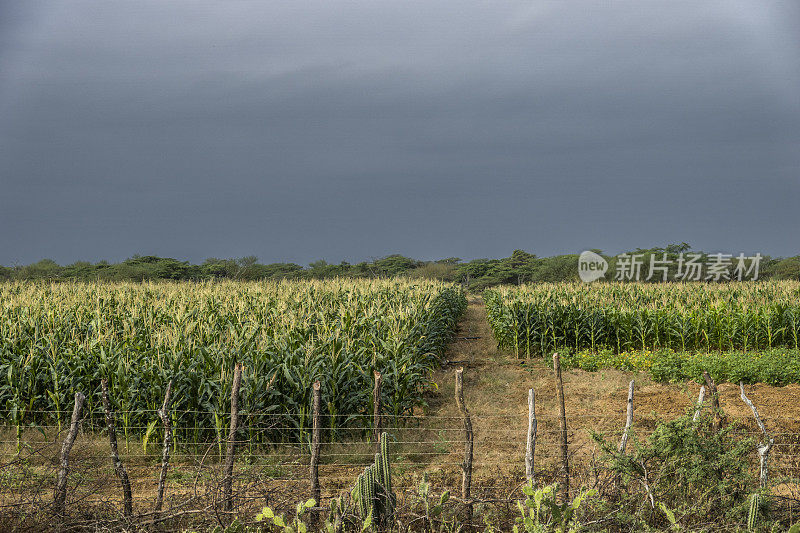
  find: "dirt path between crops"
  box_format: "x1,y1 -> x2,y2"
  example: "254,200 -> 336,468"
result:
422,295 -> 800,495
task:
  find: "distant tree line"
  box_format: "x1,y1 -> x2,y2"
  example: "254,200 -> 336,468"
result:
2,245 -> 799,289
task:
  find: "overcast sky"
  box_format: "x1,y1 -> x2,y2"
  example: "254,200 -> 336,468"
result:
1,1 -> 798,266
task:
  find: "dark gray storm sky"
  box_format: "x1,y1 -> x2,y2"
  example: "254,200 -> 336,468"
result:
1,1 -> 799,266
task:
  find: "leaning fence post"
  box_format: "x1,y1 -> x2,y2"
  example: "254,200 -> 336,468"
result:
101,379 -> 133,518
703,371 -> 722,432
155,379 -> 174,515
223,363 -> 243,513
310,380 -> 322,514
739,382 -> 774,488
373,370 -> 382,452
54,392 -> 85,516
552,352 -> 569,502
454,368 -> 473,522
692,385 -> 706,423
525,388 -> 537,483
618,380 -> 634,453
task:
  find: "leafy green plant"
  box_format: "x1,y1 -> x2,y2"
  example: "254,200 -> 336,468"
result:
512,482 -> 596,533
657,502 -> 680,531
417,472 -> 451,530
255,499 -> 316,533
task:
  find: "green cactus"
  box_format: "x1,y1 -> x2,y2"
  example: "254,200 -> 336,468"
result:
354,465 -> 373,519
380,437 -> 392,499
747,492 -> 761,532
365,464 -> 376,509
352,432 -> 396,529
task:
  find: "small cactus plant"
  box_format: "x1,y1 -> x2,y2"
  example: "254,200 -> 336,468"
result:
747,492 -> 761,532
352,432 -> 396,529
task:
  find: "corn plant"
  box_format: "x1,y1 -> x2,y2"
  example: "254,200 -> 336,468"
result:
486,281 -> 800,356
0,279 -> 466,444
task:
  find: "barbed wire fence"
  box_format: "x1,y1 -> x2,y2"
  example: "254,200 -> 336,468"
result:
2,358 -> 800,531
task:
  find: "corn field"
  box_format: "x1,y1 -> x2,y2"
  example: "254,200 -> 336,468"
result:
0,279 -> 466,444
485,281 -> 800,358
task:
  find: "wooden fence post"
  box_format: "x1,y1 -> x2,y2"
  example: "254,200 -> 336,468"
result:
618,380 -> 634,453
692,385 -> 706,423
223,363 -> 243,513
54,392 -> 85,516
373,371 -> 382,452
155,379 -> 174,515
454,368 -> 473,522
101,379 -> 133,518
739,382 -> 774,487
552,352 -> 569,502
310,380 -> 322,512
525,388 -> 537,483
702,371 -> 722,431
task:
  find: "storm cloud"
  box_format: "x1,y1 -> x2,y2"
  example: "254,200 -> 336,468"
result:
1,1 -> 798,265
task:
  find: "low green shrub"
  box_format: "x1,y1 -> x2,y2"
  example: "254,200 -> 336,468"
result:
561,345 -> 800,385
592,413 -> 757,529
